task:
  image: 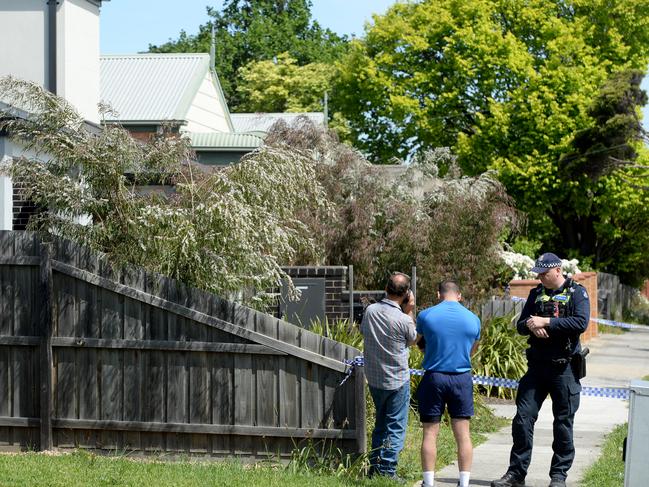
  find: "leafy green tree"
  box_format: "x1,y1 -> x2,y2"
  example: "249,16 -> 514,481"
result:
236,53 -> 330,112
150,0 -> 347,109
335,0 -> 649,164
335,0 -> 649,284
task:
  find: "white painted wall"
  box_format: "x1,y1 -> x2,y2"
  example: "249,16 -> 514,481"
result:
184,73 -> 232,133
0,138 -> 13,231
0,0 -> 100,123
57,0 -> 100,123
0,0 -> 48,87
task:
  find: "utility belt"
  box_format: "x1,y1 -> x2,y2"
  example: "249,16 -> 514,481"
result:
527,347 -> 589,379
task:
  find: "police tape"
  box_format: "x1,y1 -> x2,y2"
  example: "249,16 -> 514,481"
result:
342,356 -> 630,399
592,318 -> 649,330
509,296 -> 648,331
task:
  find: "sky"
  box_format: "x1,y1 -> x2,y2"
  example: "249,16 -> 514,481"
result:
99,0 -> 396,54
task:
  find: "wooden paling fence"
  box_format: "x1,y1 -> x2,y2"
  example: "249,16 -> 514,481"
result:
0,231 -> 365,458
480,299 -> 525,321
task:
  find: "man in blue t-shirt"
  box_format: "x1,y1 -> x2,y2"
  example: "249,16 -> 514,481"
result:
416,280 -> 481,487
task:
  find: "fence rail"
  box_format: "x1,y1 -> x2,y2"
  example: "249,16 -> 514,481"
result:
0,231 -> 365,458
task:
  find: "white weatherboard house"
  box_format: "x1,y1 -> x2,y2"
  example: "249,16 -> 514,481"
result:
99,53 -> 265,166
99,54 -> 326,165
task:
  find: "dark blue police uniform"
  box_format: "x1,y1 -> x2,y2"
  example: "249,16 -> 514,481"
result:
510,278 -> 589,480
495,255 -> 590,487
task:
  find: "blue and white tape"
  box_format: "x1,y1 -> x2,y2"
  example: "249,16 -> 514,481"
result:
343,356 -> 630,399
509,296 -> 648,331
592,318 -> 648,330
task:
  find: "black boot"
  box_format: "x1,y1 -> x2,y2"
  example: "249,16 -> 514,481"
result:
491,472 -> 526,487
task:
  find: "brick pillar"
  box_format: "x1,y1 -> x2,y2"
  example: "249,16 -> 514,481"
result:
573,272 -> 598,341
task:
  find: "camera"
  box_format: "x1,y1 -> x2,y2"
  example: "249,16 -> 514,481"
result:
401,290 -> 411,308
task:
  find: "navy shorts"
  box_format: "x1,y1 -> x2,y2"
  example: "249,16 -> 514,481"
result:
417,370 -> 474,423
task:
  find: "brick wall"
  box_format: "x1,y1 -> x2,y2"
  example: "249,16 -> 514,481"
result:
12,180 -> 39,230
642,281 -> 649,300
282,266 -> 350,323
508,272 -> 599,342
280,266 -> 388,324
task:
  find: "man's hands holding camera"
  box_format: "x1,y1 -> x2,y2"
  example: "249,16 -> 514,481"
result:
401,290 -> 415,315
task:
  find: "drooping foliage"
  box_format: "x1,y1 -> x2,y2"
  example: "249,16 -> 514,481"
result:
0,77 -> 328,305
1,77 -> 520,306
265,119 -> 520,306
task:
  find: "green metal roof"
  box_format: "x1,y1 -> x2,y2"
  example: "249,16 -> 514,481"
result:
231,112 -> 326,133
188,132 -> 263,151
100,53 -> 233,131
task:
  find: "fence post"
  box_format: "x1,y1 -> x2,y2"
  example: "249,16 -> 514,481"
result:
39,243 -> 54,450
411,266 -> 417,313
348,265 -> 354,324
354,366 -> 367,454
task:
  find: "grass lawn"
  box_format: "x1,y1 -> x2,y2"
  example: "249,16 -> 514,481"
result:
0,396 -> 508,486
580,423 -> 627,487
597,324 -> 626,335
0,451 -> 397,487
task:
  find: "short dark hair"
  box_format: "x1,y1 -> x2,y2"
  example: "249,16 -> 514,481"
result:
439,279 -> 460,296
386,272 -> 411,297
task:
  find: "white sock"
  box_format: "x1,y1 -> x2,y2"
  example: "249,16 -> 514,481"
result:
423,471 -> 435,486
459,471 -> 471,487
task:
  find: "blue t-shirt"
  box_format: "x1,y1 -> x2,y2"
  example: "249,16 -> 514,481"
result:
416,301 -> 481,373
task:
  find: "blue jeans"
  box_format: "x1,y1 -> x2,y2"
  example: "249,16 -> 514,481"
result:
368,382 -> 410,476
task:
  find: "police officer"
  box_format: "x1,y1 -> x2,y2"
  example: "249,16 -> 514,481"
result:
492,253 -> 590,487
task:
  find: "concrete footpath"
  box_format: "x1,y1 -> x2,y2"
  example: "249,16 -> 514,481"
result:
422,328 -> 649,487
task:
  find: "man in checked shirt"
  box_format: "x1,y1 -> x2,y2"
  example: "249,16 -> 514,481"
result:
360,272 -> 417,480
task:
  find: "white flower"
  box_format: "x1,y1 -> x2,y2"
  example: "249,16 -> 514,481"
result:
500,251 -> 582,279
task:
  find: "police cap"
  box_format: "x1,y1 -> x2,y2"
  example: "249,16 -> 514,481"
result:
531,252 -> 562,274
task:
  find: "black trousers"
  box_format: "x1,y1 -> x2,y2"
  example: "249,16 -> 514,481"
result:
508,362 -> 582,480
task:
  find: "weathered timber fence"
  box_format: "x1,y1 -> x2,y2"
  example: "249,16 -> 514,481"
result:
479,299 -> 525,321
597,272 -> 635,321
0,231 -> 365,458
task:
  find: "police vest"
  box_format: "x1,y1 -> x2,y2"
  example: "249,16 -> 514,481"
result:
528,278 -> 584,362
533,278 -> 578,318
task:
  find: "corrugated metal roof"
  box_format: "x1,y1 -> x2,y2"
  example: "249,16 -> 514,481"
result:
231,112 -> 326,133
100,54 -> 209,121
188,132 -> 264,151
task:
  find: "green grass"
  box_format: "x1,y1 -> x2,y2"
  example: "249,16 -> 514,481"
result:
580,423 -> 627,487
0,450 -> 397,487
0,399 -> 508,486
598,324 -> 626,335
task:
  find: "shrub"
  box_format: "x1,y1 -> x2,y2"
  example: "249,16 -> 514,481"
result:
625,292 -> 649,326
473,313 -> 527,399
266,122 -> 521,307
0,77 -> 329,307
310,318 -> 363,351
